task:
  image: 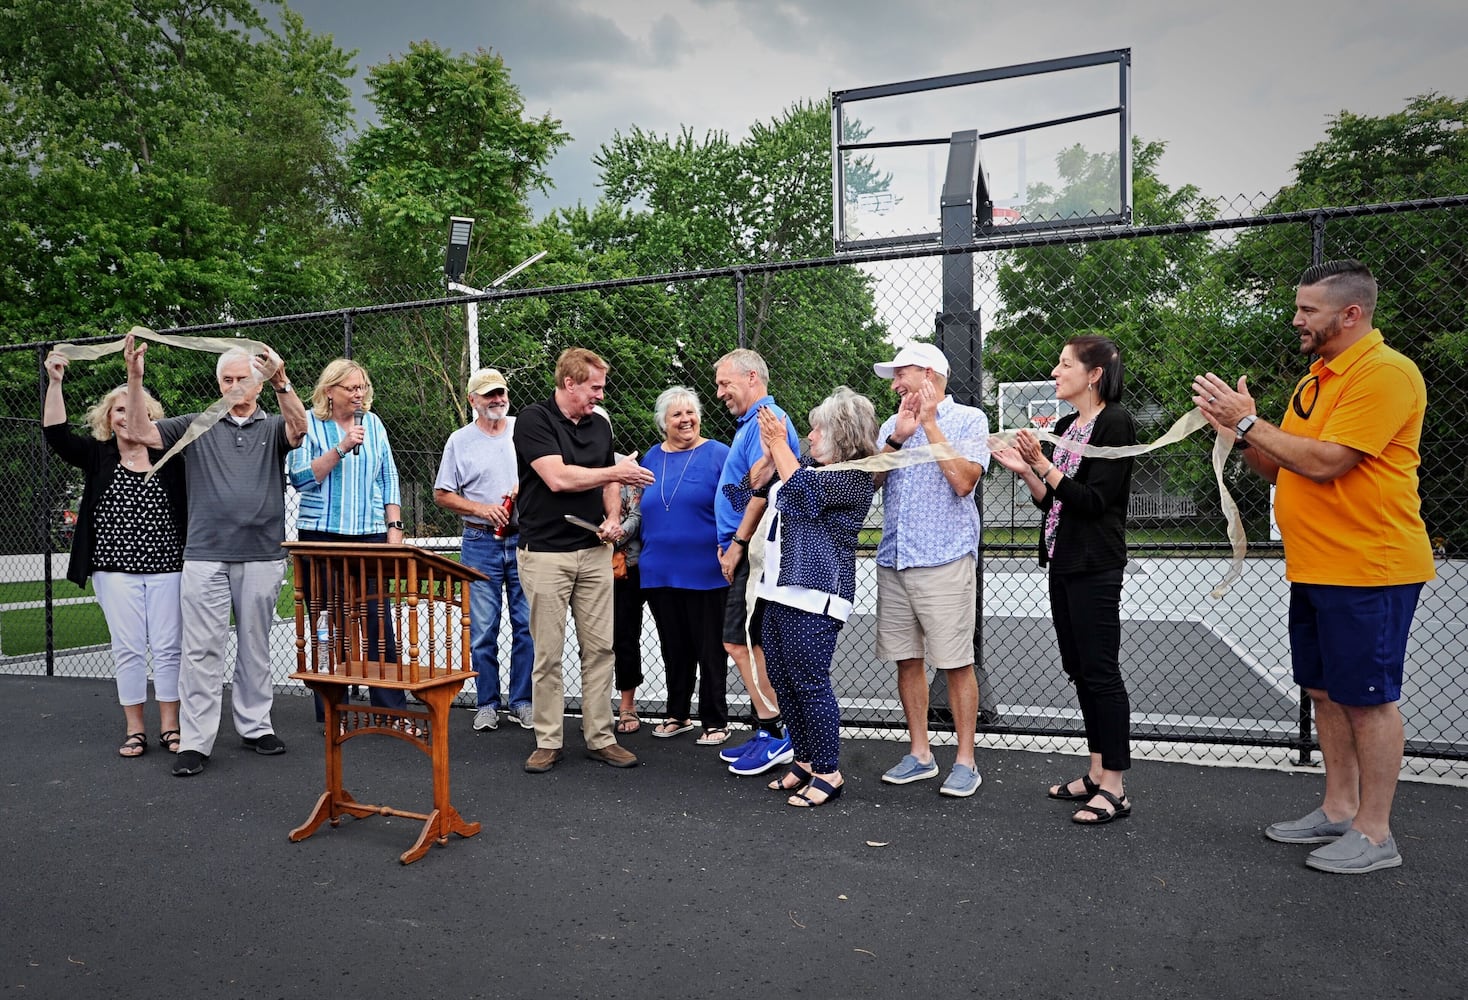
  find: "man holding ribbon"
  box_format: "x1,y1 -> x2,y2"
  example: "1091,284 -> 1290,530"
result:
871,342 -> 990,798
1193,259 -> 1434,874
125,334 -> 307,777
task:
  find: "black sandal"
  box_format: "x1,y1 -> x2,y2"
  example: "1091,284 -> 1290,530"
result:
1072,788 -> 1131,825
768,763 -> 812,793
118,732 -> 148,758
788,775 -> 844,809
1049,774 -> 1100,801
158,730 -> 181,753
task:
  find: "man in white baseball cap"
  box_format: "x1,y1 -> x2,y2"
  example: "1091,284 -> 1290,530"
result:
872,341 -> 952,379
871,341 -> 992,798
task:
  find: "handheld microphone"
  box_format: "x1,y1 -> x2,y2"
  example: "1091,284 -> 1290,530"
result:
350,407 -> 365,452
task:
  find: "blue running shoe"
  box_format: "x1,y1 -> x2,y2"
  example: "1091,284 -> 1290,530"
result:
719,728 -> 765,763
728,734 -> 794,776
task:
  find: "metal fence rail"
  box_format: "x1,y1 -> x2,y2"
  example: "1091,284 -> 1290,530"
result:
5,193 -> 1464,776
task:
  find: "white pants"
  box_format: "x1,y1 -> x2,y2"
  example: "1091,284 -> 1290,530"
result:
178,559 -> 285,756
91,571 -> 182,706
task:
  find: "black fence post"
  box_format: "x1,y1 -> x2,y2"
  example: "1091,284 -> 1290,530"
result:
734,270 -> 746,349
38,344 -> 55,676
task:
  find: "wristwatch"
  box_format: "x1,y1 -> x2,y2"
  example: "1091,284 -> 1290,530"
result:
386,520 -> 405,531
274,381 -> 292,394
1235,414 -> 1257,449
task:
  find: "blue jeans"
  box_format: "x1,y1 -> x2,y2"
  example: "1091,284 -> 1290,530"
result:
462,526 -> 534,711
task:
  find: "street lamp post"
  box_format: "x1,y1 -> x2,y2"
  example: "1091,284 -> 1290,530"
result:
443,217 -> 481,372
444,216 -> 546,376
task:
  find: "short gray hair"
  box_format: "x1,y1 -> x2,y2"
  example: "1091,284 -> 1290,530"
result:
216,346 -> 255,380
714,348 -> 768,385
654,386 -> 701,434
809,386 -> 878,464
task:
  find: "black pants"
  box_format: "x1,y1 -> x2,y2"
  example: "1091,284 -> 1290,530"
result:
613,563 -> 644,693
645,586 -> 729,729
1049,566 -> 1130,772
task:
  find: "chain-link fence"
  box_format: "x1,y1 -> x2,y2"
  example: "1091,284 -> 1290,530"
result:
5,193 -> 1464,775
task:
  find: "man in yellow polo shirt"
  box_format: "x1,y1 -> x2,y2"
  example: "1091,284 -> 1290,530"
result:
1192,259 -> 1434,875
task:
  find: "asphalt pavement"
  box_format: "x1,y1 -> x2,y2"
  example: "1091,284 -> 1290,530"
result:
3,675 -> 1465,1000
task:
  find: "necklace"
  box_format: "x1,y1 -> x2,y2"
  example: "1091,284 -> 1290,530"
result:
659,444 -> 697,511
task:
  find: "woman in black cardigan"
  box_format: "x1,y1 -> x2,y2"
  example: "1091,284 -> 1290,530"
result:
43,351 -> 188,758
991,335 -> 1136,824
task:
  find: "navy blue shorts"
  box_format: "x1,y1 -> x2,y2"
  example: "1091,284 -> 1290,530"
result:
1288,582 -> 1423,706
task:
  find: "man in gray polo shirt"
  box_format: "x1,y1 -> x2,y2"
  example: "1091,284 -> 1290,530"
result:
125,333 -> 307,777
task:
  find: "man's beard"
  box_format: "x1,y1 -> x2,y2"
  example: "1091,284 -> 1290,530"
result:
1302,314 -> 1341,354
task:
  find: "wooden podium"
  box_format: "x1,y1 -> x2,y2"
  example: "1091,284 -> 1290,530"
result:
284,541 -> 485,864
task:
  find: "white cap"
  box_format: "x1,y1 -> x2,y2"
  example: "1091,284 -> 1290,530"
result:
873,342 -> 950,378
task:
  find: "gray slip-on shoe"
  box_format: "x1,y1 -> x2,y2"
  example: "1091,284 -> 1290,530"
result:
1264,807 -> 1353,844
1305,829 -> 1402,874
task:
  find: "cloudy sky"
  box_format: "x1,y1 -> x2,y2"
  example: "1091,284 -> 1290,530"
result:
282,0 -> 1466,223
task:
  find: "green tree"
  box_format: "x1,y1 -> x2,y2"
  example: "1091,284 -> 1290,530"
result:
1225,93 -> 1468,549
984,138 -> 1232,531
342,41 -> 570,454
566,98 -> 894,445
986,138 -> 1218,416
0,0 -> 358,554
0,0 -> 357,340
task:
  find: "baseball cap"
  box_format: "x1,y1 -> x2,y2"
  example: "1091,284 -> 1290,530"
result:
466,368 -> 508,395
873,342 -> 951,378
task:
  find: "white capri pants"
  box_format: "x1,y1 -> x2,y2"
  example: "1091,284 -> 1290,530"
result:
91,570 -> 183,706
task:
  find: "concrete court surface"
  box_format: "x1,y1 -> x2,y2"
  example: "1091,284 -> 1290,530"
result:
3,676 -> 1465,1000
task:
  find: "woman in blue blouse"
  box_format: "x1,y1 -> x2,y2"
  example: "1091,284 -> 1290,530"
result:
735,387 -> 878,807
287,359 -> 407,723
638,387 -> 733,744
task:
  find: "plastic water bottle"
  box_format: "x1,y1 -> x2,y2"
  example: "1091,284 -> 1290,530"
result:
315,611 -> 330,670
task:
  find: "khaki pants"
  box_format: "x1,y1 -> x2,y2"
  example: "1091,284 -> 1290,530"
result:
517,546 -> 617,751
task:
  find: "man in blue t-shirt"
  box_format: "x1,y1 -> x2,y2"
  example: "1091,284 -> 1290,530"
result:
713,348 -> 800,776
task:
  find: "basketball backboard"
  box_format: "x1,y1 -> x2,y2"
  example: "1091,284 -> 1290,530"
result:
831,49 -> 1132,253
997,380 -> 1075,432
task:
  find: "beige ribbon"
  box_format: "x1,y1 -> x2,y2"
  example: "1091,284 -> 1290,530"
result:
822,407 -> 1244,598
51,325 -> 278,481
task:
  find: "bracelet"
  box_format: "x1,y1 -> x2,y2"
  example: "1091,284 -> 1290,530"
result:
732,536 -> 748,548
885,435 -> 905,451
334,443 -> 348,459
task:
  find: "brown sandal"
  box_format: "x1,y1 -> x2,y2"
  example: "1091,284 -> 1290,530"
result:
615,710 -> 641,734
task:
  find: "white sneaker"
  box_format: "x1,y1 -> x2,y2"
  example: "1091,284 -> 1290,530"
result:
473,706 -> 499,731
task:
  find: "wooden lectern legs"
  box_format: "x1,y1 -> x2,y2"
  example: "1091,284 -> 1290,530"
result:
289,678 -> 481,864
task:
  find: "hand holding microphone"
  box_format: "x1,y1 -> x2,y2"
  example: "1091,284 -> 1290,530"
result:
339,408 -> 366,455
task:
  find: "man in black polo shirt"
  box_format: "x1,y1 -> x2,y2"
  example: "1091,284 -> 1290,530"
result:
514,348 -> 656,773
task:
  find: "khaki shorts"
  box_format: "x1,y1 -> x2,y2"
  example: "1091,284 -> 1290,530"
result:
875,556 -> 976,669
